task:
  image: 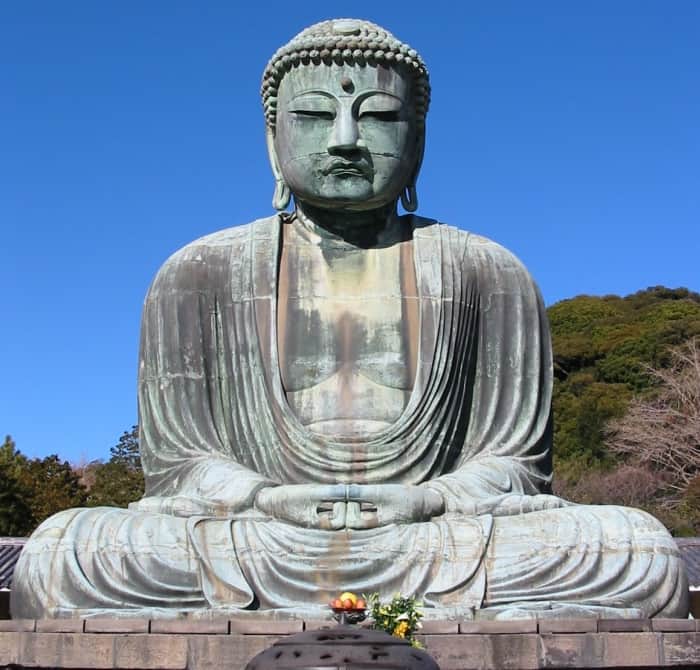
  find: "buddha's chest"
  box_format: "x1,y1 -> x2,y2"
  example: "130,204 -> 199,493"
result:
276,226 -> 418,436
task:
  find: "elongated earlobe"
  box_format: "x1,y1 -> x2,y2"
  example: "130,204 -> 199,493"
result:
400,133 -> 424,213
266,127 -> 291,211
272,179 -> 291,211
400,184 -> 418,212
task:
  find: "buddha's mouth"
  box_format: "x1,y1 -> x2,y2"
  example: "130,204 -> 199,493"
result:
324,161 -> 372,179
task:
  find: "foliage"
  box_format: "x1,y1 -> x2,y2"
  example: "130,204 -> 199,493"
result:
367,593 -> 424,648
0,436 -> 33,536
552,374 -> 630,477
549,287 -> 700,535
549,287 -> 700,487
0,436 -> 85,535
599,338 -> 700,534
109,426 -> 142,469
14,454 -> 86,527
550,287 -> 700,387
606,338 -> 700,490
86,426 -> 144,508
553,464 -> 666,509
86,460 -> 144,508
0,427 -> 144,536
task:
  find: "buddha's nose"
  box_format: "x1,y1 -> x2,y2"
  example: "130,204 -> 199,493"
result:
327,111 -> 362,154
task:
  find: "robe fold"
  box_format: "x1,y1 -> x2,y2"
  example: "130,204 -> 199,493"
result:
11,216 -> 688,619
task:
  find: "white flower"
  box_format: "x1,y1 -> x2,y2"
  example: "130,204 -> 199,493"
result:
396,613 -> 409,621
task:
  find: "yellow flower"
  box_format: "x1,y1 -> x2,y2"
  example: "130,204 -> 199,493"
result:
393,621 -> 409,638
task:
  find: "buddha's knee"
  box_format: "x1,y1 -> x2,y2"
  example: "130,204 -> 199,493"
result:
591,504 -> 676,546
15,507 -> 90,573
586,504 -> 689,615
14,506 -> 204,618
11,508 -> 94,618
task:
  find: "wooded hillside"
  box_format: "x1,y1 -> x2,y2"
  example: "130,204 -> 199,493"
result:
550,287 -> 700,534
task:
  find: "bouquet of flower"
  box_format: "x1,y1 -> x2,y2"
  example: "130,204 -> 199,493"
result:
366,592 -> 424,648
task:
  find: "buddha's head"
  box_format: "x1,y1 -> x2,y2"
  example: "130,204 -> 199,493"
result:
262,19 -> 430,214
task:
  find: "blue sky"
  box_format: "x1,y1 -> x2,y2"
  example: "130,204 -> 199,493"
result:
2,1 -> 698,464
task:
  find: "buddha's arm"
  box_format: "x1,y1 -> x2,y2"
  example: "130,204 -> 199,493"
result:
423,233 -> 555,515
132,454 -> 274,517
135,236 -> 276,517
421,455 -> 560,516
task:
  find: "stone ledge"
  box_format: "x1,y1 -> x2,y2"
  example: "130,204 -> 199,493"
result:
3,617 -> 698,634
0,627 -> 697,670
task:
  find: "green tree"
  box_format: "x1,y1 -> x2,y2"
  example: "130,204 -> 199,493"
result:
15,454 -> 87,527
109,426 -> 141,469
0,436 -> 33,536
0,438 -> 85,535
549,287 -> 700,484
87,426 -> 144,508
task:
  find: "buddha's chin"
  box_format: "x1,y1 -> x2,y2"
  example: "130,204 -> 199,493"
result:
289,176 -> 399,212
299,190 -> 399,213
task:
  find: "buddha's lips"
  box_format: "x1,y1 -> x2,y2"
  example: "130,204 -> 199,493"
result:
323,161 -> 372,178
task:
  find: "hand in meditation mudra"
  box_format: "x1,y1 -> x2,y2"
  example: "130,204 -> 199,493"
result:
14,19 -> 688,620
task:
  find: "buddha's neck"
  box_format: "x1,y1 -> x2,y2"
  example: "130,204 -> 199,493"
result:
294,201 -> 406,248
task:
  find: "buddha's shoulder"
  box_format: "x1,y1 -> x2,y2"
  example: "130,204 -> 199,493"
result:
154,217 -> 275,268
414,217 -> 530,272
166,217 -> 277,260
148,217 -> 277,290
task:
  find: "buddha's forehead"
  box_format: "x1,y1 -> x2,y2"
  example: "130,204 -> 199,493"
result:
277,63 -> 411,101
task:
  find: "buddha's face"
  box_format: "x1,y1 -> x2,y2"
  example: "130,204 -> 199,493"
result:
272,63 -> 420,211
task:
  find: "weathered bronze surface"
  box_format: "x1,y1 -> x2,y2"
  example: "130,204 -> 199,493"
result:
12,19 -> 688,620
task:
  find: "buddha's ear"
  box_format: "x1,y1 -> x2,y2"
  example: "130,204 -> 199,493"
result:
266,127 -> 291,211
401,132 -> 425,213
411,132 -> 426,187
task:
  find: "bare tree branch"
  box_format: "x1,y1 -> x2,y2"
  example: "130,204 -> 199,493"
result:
606,338 -> 700,492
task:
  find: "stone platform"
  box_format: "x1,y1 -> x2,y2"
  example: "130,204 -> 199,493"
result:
1,618 -> 699,669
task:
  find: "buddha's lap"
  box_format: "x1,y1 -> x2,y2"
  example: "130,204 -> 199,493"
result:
16,502 -> 680,598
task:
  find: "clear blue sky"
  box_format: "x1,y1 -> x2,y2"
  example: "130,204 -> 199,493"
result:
2,2 -> 698,464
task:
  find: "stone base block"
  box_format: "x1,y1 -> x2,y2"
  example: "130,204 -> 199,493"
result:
1,618 -> 699,669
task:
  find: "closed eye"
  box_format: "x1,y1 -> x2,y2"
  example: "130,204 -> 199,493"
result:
359,110 -> 400,121
291,110 -> 335,120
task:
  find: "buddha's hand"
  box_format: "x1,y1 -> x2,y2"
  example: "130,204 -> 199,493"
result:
254,484 -> 348,530
344,484 -> 445,529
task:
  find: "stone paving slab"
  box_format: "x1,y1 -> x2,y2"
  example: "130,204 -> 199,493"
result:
650,617 -> 696,632
459,619 -> 539,634
151,619 -> 230,635
84,618 -> 150,634
34,618 -> 85,633
537,618 -> 598,634
597,618 -> 652,633
229,619 -> 303,634
0,620 -> 35,632
420,620 -> 460,634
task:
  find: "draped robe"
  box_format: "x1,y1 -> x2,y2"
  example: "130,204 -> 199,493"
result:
12,216 -> 688,619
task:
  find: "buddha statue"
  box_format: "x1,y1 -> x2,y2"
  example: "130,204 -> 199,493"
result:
12,19 -> 688,620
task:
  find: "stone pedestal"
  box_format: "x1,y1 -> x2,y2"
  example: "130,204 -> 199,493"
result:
1,618 -> 698,669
